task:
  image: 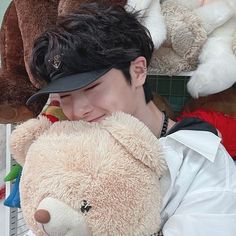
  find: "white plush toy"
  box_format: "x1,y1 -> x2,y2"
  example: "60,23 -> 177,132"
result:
187,0 -> 236,97
125,0 -> 166,48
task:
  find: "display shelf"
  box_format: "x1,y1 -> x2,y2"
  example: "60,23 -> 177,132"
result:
5,124 -> 28,236
148,74 -> 191,114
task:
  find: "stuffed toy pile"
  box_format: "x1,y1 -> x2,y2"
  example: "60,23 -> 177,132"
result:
1,0 -> 235,124
149,0 -> 236,98
0,0 -> 166,124
10,112 -> 167,236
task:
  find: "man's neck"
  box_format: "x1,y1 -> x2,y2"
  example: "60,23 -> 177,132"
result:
136,101 -> 176,138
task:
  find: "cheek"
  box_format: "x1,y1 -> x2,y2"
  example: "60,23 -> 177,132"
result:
87,90 -> 115,111
60,100 -> 73,119
91,87 -> 136,114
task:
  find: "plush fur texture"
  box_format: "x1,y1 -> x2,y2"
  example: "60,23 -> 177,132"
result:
10,112 -> 167,236
58,0 -> 127,15
0,2 -> 47,123
149,0 -> 207,75
233,31 -> 236,55
187,1 -> 236,97
126,0 -> 166,48
14,0 -> 60,87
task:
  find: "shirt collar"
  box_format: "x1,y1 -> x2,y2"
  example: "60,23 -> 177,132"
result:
166,130 -> 221,162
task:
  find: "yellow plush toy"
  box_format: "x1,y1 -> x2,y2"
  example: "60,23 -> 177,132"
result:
10,112 -> 167,236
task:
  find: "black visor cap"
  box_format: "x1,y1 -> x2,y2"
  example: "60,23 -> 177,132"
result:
26,67 -> 112,105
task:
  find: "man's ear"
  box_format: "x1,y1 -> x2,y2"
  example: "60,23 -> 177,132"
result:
10,116 -> 52,166
129,56 -> 147,87
101,112 -> 167,177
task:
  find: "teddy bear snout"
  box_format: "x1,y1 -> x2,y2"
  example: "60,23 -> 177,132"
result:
35,197 -> 91,236
34,209 -> 51,224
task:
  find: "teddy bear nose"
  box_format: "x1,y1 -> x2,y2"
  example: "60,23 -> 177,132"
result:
34,209 -> 51,224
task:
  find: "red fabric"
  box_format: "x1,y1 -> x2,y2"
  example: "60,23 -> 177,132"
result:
42,114 -> 59,123
0,185 -> 5,200
178,109 -> 236,159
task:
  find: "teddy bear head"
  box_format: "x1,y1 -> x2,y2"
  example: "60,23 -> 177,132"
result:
10,112 -> 167,236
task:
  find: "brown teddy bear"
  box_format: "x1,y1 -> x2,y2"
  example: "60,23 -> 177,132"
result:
10,112 -> 167,236
0,2 -> 50,123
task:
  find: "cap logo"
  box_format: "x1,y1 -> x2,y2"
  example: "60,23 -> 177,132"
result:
48,54 -> 62,69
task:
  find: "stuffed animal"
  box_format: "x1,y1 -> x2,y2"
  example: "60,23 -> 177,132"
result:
233,31 -> 236,55
10,112 -> 167,236
149,0 -> 207,75
179,86 -> 236,158
0,0 -> 165,124
187,0 -> 236,97
149,0 -> 235,77
0,1 -> 49,123
182,86 -> 236,117
178,108 -> 236,159
125,0 -> 166,48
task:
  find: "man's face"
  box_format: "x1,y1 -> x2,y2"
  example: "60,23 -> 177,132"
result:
58,67 -> 146,122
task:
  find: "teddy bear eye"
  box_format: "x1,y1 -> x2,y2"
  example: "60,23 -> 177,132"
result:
81,200 -> 92,214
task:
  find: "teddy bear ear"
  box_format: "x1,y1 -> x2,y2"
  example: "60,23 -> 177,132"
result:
10,116 -> 52,166
101,112 -> 167,177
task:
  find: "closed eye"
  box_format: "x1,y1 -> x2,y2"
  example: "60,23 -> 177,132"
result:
60,94 -> 70,99
84,83 -> 100,91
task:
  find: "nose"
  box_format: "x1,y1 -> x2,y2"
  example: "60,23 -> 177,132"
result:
34,209 -> 50,224
35,197 -> 90,236
70,93 -> 93,120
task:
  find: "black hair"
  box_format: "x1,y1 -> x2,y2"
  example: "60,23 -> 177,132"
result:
30,3 -> 154,102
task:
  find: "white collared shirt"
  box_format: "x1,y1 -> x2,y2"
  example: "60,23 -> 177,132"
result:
159,130 -> 236,236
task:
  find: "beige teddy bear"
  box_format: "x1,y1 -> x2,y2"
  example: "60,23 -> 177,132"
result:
10,112 -> 167,236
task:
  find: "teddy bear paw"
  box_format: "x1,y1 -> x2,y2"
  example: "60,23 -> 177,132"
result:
187,64 -> 230,98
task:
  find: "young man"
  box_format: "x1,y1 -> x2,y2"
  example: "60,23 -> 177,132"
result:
27,3 -> 236,236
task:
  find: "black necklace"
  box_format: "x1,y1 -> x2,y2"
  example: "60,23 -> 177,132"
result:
160,111 -> 169,137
